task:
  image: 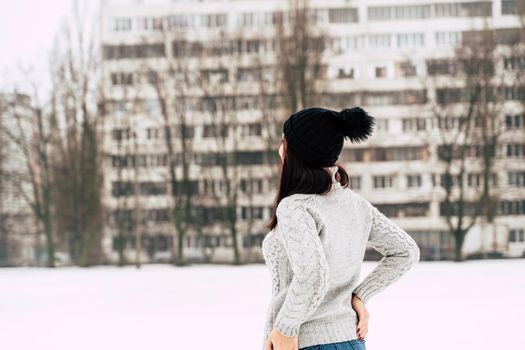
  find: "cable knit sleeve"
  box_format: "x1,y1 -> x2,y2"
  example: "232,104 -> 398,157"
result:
352,202 -> 420,304
272,198 -> 330,337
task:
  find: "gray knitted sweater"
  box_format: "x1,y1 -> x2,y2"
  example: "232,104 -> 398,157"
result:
261,165 -> 420,349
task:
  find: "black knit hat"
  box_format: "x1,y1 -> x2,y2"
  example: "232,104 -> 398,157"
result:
283,106 -> 375,167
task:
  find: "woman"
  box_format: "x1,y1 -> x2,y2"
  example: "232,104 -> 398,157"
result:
262,107 -> 420,350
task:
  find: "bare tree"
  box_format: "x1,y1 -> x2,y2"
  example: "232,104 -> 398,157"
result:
426,20 -> 510,261
109,120 -> 134,267
49,1 -> 105,267
0,97 -> 7,265
107,87 -> 147,267
0,89 -> 56,267
149,29 -> 197,266
274,0 -> 329,114
464,28 -> 508,256
198,33 -> 244,264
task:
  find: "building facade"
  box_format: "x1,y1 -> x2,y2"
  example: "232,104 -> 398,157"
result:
99,0 -> 525,263
0,93 -> 43,266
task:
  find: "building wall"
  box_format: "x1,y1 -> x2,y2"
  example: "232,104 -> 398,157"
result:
0,93 -> 42,266
99,0 -> 525,263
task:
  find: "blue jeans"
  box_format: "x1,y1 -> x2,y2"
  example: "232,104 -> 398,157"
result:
299,339 -> 366,350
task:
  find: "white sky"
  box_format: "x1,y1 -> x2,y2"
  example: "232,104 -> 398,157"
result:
0,0 -> 99,94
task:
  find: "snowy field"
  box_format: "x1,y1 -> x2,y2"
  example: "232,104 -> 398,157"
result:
1,259 -> 524,350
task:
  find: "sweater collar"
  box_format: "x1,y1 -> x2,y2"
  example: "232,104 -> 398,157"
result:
324,165 -> 340,184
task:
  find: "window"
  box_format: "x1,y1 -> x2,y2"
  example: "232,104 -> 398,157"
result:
237,68 -> 260,82
240,123 -> 262,137
502,0 -> 515,14
506,143 -> 525,157
349,176 -> 361,190
112,18 -> 132,31
440,173 -> 463,187
426,59 -> 458,76
397,33 -> 425,48
153,17 -> 164,30
435,31 -> 461,47
238,12 -> 275,27
331,36 -> 361,53
342,149 -> 364,162
434,2 -> 492,17
172,125 -> 195,139
368,34 -> 391,48
328,8 -> 358,23
169,14 -> 196,29
112,100 -> 129,113
369,146 -> 426,161
503,56 -> 525,70
505,114 -> 525,130
203,179 -> 225,195
406,174 -> 422,188
368,5 -> 431,21
310,8 -> 328,24
328,64 -> 354,79
202,69 -> 228,84
140,182 -> 166,196
143,99 -> 161,113
111,128 -> 131,141
112,181 -> 133,197
146,128 -> 160,140
201,14 -> 227,28
240,12 -> 254,26
111,72 -> 134,85
403,202 -> 430,216
402,118 -> 427,131
397,61 -> 417,77
246,40 -> 261,54
509,228 -> 525,242
364,90 -> 427,105
373,175 -> 395,188
498,200 -> 525,215
467,173 -> 498,187
502,86 -> 525,101
243,233 -> 266,248
339,66 -> 354,78
146,71 -> 158,84
508,172 -> 525,187
136,17 -> 165,31
436,89 -> 462,104
144,209 -> 169,222
241,206 -> 264,220
237,96 -> 259,110
203,124 -> 229,138
240,179 -> 263,194
376,119 -> 389,131
103,44 -> 165,60
375,66 -> 387,78
235,151 -> 263,165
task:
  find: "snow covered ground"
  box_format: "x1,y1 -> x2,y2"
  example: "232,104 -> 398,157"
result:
1,259 -> 524,350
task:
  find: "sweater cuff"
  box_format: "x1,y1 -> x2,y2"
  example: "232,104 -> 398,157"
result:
273,320 -> 300,337
352,286 -> 371,304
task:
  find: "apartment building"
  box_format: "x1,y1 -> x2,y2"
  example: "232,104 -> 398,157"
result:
100,0 -> 525,263
0,93 -> 43,266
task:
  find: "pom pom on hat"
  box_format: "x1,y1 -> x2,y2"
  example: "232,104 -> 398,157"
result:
333,107 -> 376,143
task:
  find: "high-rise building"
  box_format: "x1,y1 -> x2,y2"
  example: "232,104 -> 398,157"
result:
100,0 -> 525,263
0,93 -> 42,266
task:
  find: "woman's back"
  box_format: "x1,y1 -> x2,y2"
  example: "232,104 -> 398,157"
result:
261,167 -> 420,350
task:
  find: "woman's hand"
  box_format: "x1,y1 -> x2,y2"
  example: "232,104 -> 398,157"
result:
266,327 -> 299,350
352,292 -> 369,340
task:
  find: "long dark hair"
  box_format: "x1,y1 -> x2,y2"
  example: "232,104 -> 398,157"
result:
264,140 -> 350,231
